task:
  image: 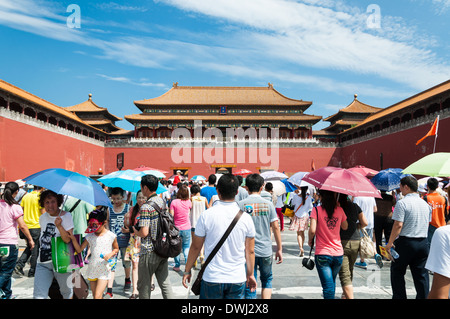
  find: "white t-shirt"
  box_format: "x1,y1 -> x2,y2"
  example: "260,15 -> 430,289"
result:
426,225 -> 450,279
38,211 -> 74,263
292,194 -> 313,218
195,201 -> 256,283
353,196 -> 376,229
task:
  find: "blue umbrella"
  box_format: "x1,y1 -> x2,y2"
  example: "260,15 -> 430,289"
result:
98,169 -> 167,194
370,168 -> 410,191
280,178 -> 297,193
23,168 -> 111,207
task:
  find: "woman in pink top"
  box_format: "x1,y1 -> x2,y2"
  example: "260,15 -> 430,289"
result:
169,185 -> 192,271
0,182 -> 34,299
308,190 -> 348,299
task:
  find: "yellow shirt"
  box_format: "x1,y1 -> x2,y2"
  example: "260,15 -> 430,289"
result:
20,191 -> 43,229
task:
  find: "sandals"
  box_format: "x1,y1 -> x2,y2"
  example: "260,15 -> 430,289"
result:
129,294 -> 139,299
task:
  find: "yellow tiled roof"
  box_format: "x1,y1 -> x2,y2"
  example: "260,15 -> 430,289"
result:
134,83 -> 312,110
324,95 -> 382,122
66,94 -> 122,121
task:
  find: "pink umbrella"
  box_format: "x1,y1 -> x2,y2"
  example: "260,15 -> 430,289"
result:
234,169 -> 252,176
302,166 -> 381,198
133,165 -> 168,174
348,165 -> 379,177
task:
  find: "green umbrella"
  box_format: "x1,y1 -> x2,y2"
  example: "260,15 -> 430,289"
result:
402,152 -> 450,177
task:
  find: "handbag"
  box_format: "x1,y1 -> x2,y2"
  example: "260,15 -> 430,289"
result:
282,193 -> 295,218
359,228 -> 375,258
191,209 -> 244,296
51,234 -> 84,273
302,206 -> 318,270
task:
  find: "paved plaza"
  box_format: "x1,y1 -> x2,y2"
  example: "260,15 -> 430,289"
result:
10,217 -> 417,300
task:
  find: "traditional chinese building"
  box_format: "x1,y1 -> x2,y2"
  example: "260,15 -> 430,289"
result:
126,82 -> 322,139
1,77 -> 450,182
65,93 -> 123,133
313,94 -> 382,142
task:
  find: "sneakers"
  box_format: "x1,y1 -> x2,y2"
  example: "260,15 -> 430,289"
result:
14,266 -> 24,276
355,261 -> 367,269
124,279 -> 131,292
103,292 -> 114,299
375,254 -> 383,269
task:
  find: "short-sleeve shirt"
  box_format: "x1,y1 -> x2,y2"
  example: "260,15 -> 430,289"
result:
139,195 -> 165,255
170,199 -> 192,231
200,186 -> 217,203
392,193 -> 431,238
0,200 -> 24,245
425,225 -> 450,279
310,206 -> 347,256
20,191 -> 42,229
38,211 -> 74,263
238,194 -> 278,257
195,201 -> 255,283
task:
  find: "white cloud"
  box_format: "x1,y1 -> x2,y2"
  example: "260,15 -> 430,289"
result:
157,0 -> 450,89
0,0 -> 448,99
97,74 -> 168,89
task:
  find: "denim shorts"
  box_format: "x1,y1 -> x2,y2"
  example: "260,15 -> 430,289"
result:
245,256 -> 273,299
200,280 -> 246,299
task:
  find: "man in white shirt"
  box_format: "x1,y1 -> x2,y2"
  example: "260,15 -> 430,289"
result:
182,174 -> 256,299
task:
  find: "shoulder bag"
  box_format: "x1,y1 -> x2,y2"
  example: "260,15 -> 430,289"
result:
191,209 -> 244,295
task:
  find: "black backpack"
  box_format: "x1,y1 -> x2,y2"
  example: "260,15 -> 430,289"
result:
149,201 -> 182,258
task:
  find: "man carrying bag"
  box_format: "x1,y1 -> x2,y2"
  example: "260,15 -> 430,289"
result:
182,174 -> 256,299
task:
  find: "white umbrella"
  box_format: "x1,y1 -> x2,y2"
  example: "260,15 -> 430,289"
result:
268,180 -> 287,196
260,171 -> 288,181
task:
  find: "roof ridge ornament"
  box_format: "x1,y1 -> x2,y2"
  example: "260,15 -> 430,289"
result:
173,82 -> 178,88
354,94 -> 358,100
88,93 -> 92,101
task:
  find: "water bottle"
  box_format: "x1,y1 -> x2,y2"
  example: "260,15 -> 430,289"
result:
390,248 -> 400,260
100,254 -> 116,270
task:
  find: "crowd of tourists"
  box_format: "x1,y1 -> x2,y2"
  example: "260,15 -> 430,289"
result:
0,172 -> 449,300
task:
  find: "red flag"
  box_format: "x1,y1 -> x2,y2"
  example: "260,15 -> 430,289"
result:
416,116 -> 439,145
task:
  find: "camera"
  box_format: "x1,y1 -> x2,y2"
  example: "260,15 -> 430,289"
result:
302,257 -> 315,270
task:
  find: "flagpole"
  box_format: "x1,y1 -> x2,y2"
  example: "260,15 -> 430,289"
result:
433,115 -> 439,153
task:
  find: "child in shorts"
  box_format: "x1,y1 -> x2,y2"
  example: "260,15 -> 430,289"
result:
70,208 -> 119,299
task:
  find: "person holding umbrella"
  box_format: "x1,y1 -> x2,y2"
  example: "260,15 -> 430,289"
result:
308,190 -> 348,299
33,190 -> 75,299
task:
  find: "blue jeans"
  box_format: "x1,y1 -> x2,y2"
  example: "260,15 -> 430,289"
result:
174,229 -> 191,268
245,256 -> 273,299
315,254 -> 343,299
200,280 -> 246,299
0,244 -> 19,299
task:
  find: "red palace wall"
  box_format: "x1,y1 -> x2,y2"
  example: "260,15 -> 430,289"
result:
104,146 -> 340,177
0,116 -> 105,181
2,114 -> 449,183
340,116 -> 450,172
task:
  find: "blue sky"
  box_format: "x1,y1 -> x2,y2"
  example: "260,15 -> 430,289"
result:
1,0 -> 449,131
